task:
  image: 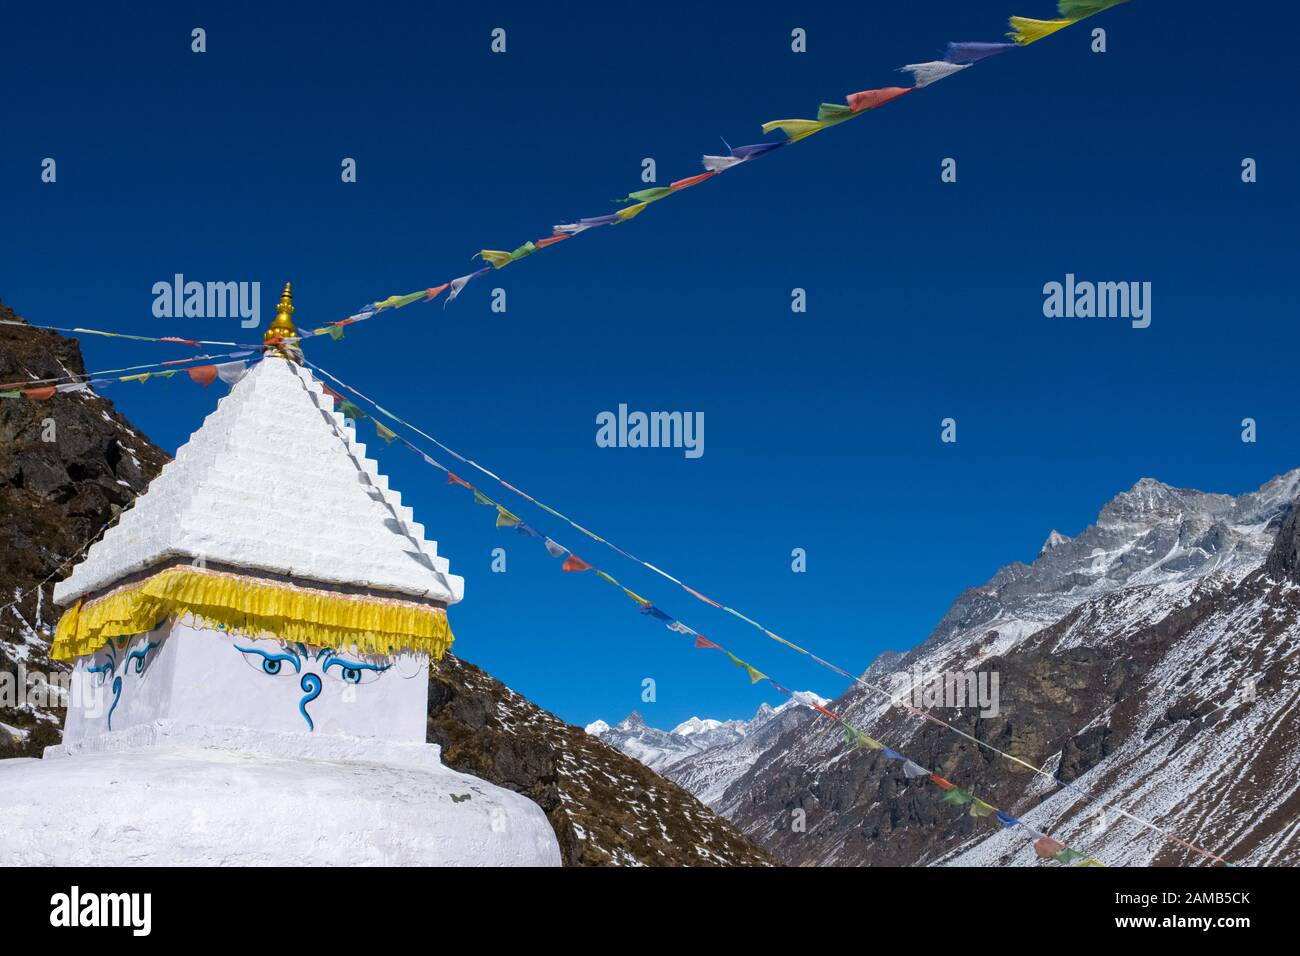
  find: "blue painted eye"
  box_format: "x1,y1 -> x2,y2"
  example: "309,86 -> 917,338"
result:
322,655 -> 389,685
234,645 -> 301,676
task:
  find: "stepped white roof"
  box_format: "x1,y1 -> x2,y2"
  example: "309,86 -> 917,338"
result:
53,358 -> 464,607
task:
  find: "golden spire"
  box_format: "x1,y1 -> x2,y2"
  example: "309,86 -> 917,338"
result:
264,282 -> 301,361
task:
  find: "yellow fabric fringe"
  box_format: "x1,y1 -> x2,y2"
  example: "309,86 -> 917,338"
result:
1008,16 -> 1077,45
51,566 -> 454,661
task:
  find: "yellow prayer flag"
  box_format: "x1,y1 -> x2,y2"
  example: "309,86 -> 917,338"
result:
760,119 -> 826,143
1008,16 -> 1076,45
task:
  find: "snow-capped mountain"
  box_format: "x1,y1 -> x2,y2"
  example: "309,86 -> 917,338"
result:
588,693 -> 828,802
721,470 -> 1300,867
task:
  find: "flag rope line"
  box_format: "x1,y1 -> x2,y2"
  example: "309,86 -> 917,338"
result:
307,358 -> 1244,866
331,401 -> 1106,867
0,319 -> 266,350
289,3 -> 1127,333
0,348 -> 261,396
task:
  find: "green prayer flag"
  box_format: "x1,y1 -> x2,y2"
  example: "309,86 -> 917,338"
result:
473,490 -> 494,506
816,102 -> 856,123
339,400 -> 366,421
0,390 -> 21,398
327,324 -> 345,341
942,787 -> 974,806
374,421 -> 397,443
510,241 -> 537,261
156,370 -> 178,380
595,569 -> 620,587
1053,848 -> 1086,864
620,187 -> 672,204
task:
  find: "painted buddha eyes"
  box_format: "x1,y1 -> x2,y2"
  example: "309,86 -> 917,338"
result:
234,644 -> 389,684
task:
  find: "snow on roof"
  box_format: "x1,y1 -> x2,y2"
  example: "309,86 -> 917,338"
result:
53,358 -> 464,607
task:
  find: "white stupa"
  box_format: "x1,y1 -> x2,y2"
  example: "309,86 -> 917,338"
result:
0,284 -> 561,866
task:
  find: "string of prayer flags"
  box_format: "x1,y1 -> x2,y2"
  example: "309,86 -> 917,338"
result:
562,553 -> 592,572
1008,16 -> 1076,45
1033,837 -> 1066,859
899,61 -> 970,87
944,41 -> 1017,64
495,506 -> 521,528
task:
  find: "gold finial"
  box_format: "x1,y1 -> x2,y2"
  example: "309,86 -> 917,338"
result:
264,281 -> 301,361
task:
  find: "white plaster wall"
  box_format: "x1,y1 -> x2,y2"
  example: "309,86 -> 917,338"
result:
62,619 -> 429,746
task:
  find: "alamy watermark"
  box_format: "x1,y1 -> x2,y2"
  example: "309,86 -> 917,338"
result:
152,274 -> 260,327
1042,273 -> 1151,329
1,664 -> 105,716
595,404 -> 704,459
888,665 -> 1000,718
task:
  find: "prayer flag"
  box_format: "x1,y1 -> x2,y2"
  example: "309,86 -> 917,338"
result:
900,61 -> 970,87
1058,0 -> 1121,16
534,233 -> 570,249
619,187 -> 672,204
339,400 -> 365,421
669,172 -> 715,191
511,241 -> 537,261
1053,848 -> 1086,864
615,202 -> 649,222
942,787 -> 974,806
187,365 -> 218,387
447,472 -> 472,488
638,604 -> 672,622
215,361 -> 247,386
515,522 -> 543,538
1033,837 -> 1066,859
903,760 -> 930,779
816,102 -> 856,123
944,41 -> 1017,63
121,373 -> 151,384
1008,16 -> 1076,45
846,87 -> 911,112
495,506 -> 521,528
23,386 -> 56,400
666,621 -> 694,635
476,250 -> 514,269
375,290 -> 427,310
374,421 -> 397,443
424,283 -> 450,301
760,118 -> 826,142
969,799 -> 996,818
725,652 -> 767,684
883,748 -> 904,761
694,635 -> 719,650
929,774 -> 956,790
995,811 -> 1020,828
473,490 -> 494,506
562,554 -> 591,572
544,538 -> 568,559
622,587 -> 650,605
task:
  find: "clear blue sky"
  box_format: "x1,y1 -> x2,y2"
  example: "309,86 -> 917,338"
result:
3,2 -> 1295,730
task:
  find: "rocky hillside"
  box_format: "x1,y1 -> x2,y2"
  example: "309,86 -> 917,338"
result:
0,302 -> 168,753
722,471 -> 1300,867
429,655 -> 774,866
0,303 -> 774,867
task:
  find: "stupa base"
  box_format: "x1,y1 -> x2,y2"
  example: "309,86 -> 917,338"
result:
0,720 -> 561,867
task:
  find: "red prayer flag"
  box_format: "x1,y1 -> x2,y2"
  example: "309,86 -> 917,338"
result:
1033,837 -> 1066,859
160,336 -> 199,346
534,234 -> 570,249
670,171 -> 716,191
447,472 -> 472,489
562,554 -> 591,572
424,283 -> 450,301
187,365 -> 218,387
812,703 -> 840,720
846,87 -> 911,112
929,774 -> 955,790
693,635 -> 720,650
23,386 -> 56,401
